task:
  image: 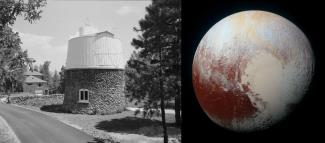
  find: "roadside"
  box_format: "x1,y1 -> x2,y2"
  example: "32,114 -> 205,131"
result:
0,116 -> 20,143
3,94 -> 180,143
17,104 -> 180,143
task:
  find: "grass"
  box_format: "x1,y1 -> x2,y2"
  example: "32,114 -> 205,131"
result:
36,109 -> 180,143
11,93 -> 181,143
95,116 -> 180,137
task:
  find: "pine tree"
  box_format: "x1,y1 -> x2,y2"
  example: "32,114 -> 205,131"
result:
126,0 -> 181,142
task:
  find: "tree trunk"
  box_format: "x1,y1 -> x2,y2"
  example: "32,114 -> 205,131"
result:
159,35 -> 168,143
160,87 -> 168,143
174,93 -> 181,127
7,91 -> 11,104
8,82 -> 13,104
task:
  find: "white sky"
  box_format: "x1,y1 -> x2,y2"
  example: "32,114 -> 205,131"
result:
13,0 -> 151,72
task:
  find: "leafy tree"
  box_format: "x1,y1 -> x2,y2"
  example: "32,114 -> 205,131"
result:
13,65 -> 27,92
0,0 -> 46,27
51,70 -> 60,93
39,61 -> 51,84
0,0 -> 46,100
58,65 -> 65,94
126,0 -> 181,142
33,65 -> 38,72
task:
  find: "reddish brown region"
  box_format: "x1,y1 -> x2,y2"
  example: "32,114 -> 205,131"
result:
192,47 -> 258,125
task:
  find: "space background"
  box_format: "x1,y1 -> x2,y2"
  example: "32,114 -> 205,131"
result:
182,0 -> 324,142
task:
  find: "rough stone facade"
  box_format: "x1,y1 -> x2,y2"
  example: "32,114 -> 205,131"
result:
10,94 -> 63,106
63,69 -> 125,114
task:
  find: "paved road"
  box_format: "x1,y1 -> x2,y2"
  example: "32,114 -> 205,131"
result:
0,103 -> 98,143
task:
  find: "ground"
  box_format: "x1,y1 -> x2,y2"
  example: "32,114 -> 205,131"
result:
0,116 -> 19,143
2,93 -> 181,143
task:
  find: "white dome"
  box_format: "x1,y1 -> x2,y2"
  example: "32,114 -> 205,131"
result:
66,30 -> 125,70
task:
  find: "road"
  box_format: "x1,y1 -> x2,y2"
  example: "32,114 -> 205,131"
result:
0,103 -> 98,143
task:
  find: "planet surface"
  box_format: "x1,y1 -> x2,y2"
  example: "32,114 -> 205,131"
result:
192,10 -> 314,132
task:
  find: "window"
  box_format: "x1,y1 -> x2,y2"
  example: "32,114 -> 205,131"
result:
79,89 -> 89,103
44,89 -> 49,95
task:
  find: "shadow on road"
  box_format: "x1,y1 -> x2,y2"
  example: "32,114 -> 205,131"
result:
87,137 -> 120,143
40,104 -> 71,113
95,116 -> 180,137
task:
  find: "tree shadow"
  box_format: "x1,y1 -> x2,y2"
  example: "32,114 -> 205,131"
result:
87,137 -> 120,143
95,116 -> 180,137
40,104 -> 71,113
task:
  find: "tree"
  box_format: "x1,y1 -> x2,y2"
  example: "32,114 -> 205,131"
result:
126,0 -> 181,142
13,65 -> 27,92
33,65 -> 38,72
51,70 -> 60,93
39,61 -> 51,84
0,0 -> 46,100
58,65 -> 65,94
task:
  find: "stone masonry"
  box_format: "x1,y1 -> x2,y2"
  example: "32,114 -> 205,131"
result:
63,69 -> 125,114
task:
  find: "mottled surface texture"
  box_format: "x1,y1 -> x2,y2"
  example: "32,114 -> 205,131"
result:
23,84 -> 48,94
192,11 -> 314,131
63,69 -> 126,114
10,94 -> 63,107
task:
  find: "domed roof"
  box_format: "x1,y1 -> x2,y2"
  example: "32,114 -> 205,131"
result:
65,26 -> 125,70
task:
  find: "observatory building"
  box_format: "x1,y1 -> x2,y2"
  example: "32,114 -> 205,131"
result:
63,25 -> 126,114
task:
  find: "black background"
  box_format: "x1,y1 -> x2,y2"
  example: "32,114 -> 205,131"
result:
182,0 -> 324,142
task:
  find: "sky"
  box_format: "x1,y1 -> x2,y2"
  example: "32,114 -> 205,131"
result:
13,0 -> 151,72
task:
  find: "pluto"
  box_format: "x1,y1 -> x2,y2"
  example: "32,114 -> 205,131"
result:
192,10 -> 314,131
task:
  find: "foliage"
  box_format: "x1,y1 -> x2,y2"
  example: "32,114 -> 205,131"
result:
51,70 -> 60,92
0,0 -> 46,95
125,0 -> 181,142
126,0 -> 181,118
39,61 -> 51,83
0,26 -> 28,93
58,65 -> 65,93
33,65 -> 38,72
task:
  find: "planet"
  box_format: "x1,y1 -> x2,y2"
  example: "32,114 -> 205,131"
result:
192,10 -> 314,132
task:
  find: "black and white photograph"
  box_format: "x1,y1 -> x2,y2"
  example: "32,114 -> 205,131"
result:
0,0 -> 180,143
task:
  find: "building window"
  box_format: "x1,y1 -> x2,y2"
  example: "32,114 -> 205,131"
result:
44,89 -> 49,95
79,89 -> 89,103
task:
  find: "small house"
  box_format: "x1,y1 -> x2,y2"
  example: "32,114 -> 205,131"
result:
23,71 -> 49,95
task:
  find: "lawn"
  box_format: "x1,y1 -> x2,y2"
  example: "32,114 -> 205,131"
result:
11,94 -> 181,143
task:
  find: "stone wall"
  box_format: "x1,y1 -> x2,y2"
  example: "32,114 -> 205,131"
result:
10,94 -> 64,107
63,69 -> 126,114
